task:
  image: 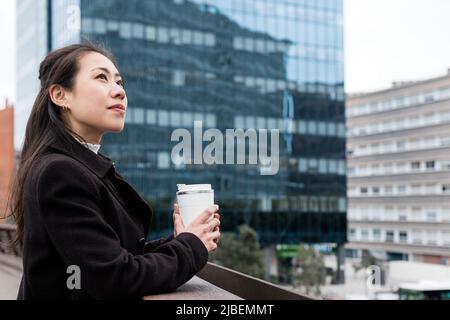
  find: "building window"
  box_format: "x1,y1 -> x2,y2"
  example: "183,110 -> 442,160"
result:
361,229 -> 369,241
235,116 -> 244,129
383,163 -> 393,174
145,26 -> 156,41
425,184 -> 436,194
339,161 -> 347,176
338,198 -> 347,212
442,207 -> 450,222
399,231 -> 408,243
337,123 -> 346,137
398,185 -> 406,194
134,108 -> 144,124
426,211 -> 437,222
81,18 -> 93,33
443,231 -> 450,247
442,184 -> 450,194
360,187 -> 368,195
411,184 -> 421,194
426,161 -> 435,170
308,121 -> 317,135
206,114 -> 216,128
385,206 -> 394,220
307,159 -> 318,173
372,187 -> 380,195
205,33 -> 215,46
298,159 -> 307,173
267,118 -> 277,130
396,162 -> 407,173
397,141 -> 405,151
327,122 -> 336,136
386,231 -> 395,243
398,207 -> 408,221
172,70 -> 185,86
371,164 -> 380,175
119,22 -> 132,39
146,109 -> 156,125
384,186 -> 393,195
183,112 -> 193,127
319,159 -> 328,174
370,143 -> 380,154
318,122 -> 327,135
157,27 -> 169,43
256,117 -> 266,130
157,152 -> 170,169
441,161 -> 450,171
94,19 -> 106,34
170,111 -> 181,127
412,230 -> 423,245
158,110 -> 169,126
300,196 -> 308,212
329,160 -> 338,174
411,161 -> 421,171
426,231 -> 437,245
193,31 -> 204,46
132,23 -> 144,39
373,229 -> 381,241
310,197 -> 319,212
411,207 -> 422,221
107,21 -> 119,32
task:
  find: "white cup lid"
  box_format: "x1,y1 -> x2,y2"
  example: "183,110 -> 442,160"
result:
177,184 -> 212,192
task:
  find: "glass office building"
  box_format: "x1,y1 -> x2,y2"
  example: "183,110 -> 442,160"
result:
16,0 -> 346,246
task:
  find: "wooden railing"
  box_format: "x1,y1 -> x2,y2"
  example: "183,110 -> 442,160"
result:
144,263 -> 313,300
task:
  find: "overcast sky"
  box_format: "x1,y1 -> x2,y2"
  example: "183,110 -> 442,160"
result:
344,0 -> 450,93
0,0 -> 15,106
2,0 -> 450,105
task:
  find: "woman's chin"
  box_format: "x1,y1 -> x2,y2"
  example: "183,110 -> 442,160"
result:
105,123 -> 125,133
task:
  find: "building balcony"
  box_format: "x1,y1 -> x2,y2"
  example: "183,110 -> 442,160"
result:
346,240 -> 450,256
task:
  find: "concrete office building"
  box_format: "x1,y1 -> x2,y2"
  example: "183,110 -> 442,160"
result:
346,69 -> 450,265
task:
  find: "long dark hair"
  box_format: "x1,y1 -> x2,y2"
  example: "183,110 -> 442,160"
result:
7,43 -> 118,247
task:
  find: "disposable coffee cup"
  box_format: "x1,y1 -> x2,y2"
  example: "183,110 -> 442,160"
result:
176,184 -> 214,226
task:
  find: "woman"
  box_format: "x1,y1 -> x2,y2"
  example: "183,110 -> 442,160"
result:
10,43 -> 221,300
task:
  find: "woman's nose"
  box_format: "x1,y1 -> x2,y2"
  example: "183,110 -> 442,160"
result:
111,84 -> 126,100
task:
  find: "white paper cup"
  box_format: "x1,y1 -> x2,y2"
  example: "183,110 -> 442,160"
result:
176,184 -> 214,226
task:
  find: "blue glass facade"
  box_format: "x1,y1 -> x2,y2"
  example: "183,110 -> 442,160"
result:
17,0 -> 347,246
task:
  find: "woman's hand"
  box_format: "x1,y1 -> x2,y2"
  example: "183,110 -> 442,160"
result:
173,203 -> 221,252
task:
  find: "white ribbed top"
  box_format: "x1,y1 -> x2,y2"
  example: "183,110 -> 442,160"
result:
74,136 -> 101,154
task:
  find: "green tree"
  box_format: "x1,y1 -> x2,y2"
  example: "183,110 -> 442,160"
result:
352,249 -> 379,275
291,245 -> 326,297
209,225 -> 264,279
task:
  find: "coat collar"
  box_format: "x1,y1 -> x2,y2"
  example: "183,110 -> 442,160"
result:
46,133 -> 114,178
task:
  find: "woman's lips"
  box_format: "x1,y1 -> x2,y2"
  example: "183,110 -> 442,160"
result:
108,104 -> 126,114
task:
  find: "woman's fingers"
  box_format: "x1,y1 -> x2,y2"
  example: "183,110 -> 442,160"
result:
193,205 -> 218,225
174,211 -> 185,231
207,218 -> 220,232
209,230 -> 220,240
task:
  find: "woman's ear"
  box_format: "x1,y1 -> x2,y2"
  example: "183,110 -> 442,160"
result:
48,84 -> 69,110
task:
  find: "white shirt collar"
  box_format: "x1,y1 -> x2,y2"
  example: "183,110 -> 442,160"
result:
73,136 -> 101,154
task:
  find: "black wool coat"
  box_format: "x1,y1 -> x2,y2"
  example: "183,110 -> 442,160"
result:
18,135 -> 208,300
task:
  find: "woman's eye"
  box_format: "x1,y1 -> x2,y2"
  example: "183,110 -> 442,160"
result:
117,80 -> 124,87
97,73 -> 107,80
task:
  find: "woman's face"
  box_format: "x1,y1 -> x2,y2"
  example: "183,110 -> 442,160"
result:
64,51 -> 127,143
